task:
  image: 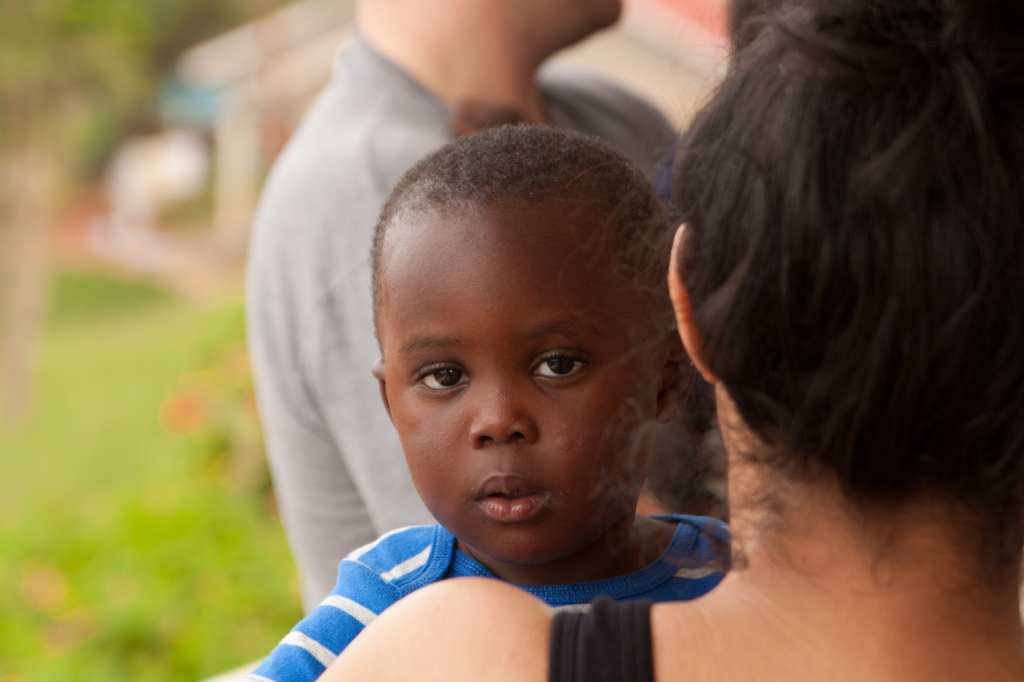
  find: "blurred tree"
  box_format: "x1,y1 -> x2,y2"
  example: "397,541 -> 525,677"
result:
0,0 -> 278,424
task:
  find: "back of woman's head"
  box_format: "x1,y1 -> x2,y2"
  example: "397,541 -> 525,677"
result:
675,0 -> 1024,570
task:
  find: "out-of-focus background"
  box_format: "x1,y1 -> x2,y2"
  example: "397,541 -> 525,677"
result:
0,1 -> 725,679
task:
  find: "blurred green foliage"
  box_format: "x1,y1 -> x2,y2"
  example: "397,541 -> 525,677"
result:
0,272 -> 301,680
0,5 -> 305,677
0,0 -> 274,175
47,271 -> 171,326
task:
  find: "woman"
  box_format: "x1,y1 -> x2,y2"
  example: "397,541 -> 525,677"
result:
321,0 -> 1024,679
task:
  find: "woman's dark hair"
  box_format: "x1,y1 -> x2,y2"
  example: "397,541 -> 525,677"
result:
372,124 -> 673,338
674,0 -> 1024,571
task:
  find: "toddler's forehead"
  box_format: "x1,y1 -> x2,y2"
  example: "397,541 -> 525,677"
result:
382,202 -> 629,293
378,202 -> 657,336
384,198 -> 617,259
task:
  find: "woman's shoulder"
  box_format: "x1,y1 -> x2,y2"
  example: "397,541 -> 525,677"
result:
321,577 -> 551,682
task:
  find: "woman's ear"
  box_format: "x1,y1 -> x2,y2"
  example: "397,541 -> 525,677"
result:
370,357 -> 394,421
669,224 -> 719,384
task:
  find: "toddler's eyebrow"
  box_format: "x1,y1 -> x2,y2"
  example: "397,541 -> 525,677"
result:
526,320 -> 603,339
399,334 -> 461,357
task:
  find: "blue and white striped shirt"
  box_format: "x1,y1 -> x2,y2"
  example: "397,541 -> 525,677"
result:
247,515 -> 728,682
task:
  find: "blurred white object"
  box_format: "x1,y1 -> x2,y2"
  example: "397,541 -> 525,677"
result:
106,129 -> 209,225
93,129 -> 209,272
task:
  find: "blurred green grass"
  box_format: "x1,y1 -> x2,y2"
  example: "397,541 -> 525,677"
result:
0,271 -> 301,681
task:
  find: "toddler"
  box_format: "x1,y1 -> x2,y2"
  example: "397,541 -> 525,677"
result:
247,125 -> 727,682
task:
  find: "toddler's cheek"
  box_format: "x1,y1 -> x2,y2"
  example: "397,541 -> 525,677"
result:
403,427 -> 457,471
551,432 -> 580,458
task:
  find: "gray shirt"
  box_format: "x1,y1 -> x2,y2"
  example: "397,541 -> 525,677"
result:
246,33 -> 678,611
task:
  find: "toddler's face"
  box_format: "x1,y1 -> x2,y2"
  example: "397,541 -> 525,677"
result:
375,201 -> 671,581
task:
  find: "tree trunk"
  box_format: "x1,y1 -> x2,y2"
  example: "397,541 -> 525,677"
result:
0,151 -> 54,425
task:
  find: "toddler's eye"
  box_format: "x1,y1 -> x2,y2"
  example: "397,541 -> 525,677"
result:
422,368 -> 467,389
535,357 -> 583,378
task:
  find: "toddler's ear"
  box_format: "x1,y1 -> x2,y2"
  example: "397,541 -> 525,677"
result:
656,331 -> 697,424
370,358 -> 394,422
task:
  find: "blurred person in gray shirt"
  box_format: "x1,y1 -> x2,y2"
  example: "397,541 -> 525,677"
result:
246,0 -> 683,612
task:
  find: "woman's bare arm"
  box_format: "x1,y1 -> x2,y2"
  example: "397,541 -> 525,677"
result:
321,577 -> 551,682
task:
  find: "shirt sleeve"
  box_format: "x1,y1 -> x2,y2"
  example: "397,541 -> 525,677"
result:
246,192 -> 380,611
245,557 -> 401,682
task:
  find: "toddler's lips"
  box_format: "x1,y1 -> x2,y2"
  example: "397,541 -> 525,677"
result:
475,475 -> 551,523
478,491 -> 550,523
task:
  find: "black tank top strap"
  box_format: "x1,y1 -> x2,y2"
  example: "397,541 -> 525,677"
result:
548,595 -> 654,682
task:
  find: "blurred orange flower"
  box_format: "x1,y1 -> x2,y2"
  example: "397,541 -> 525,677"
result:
160,391 -> 206,434
21,566 -> 69,616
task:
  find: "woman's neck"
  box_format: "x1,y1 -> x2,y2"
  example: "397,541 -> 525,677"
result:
728,479 -> 1021,676
654,397 -> 1024,681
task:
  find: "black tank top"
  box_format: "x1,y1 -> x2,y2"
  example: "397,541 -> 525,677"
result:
548,596 -> 654,682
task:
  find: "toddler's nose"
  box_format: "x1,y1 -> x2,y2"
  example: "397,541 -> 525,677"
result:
469,385 -> 538,447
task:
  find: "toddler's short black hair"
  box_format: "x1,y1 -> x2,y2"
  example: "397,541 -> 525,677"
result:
371,124 -> 672,339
